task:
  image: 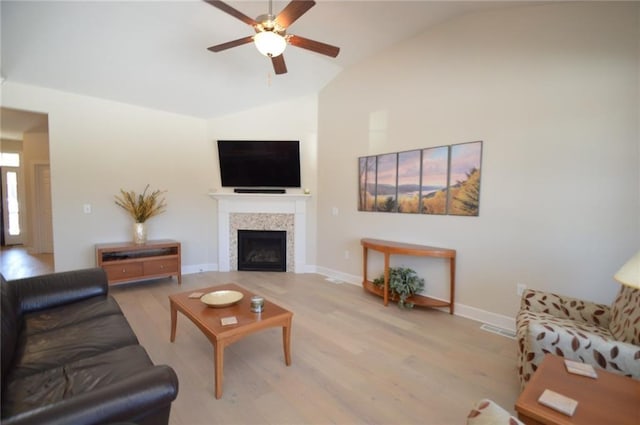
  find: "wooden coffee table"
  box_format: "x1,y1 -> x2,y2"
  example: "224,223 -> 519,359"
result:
169,283 -> 293,399
515,354 -> 640,425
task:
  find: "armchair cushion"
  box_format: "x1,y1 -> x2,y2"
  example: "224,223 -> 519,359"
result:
609,284 -> 640,345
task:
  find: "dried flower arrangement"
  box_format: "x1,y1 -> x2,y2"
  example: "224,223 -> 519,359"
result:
114,184 -> 167,223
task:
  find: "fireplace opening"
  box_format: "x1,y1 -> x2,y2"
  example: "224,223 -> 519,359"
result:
237,230 -> 286,272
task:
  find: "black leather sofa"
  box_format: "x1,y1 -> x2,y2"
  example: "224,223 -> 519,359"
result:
1,268 -> 179,425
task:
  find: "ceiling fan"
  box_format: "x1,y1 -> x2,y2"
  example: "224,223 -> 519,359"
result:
204,0 -> 340,75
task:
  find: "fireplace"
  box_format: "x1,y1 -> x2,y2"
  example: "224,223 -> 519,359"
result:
237,230 -> 286,272
209,193 -> 310,273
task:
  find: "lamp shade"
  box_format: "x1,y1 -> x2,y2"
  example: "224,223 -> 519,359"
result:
254,31 -> 286,57
614,250 -> 640,288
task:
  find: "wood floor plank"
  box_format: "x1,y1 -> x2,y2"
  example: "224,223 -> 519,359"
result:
109,271 -> 520,425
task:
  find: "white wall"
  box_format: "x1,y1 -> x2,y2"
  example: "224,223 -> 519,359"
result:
1,83 -> 319,273
316,2 -> 640,324
1,82 -> 215,272
206,95 -> 319,268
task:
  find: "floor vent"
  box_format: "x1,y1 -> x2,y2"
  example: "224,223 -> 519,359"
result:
480,324 -> 516,339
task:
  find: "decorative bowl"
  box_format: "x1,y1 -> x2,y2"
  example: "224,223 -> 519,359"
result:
200,290 -> 244,308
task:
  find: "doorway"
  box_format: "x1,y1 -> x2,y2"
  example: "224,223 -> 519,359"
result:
0,107 -> 54,273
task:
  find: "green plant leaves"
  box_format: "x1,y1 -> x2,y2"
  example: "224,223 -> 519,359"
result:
372,266 -> 425,309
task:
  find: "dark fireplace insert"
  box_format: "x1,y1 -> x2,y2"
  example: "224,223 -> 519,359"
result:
237,230 -> 286,272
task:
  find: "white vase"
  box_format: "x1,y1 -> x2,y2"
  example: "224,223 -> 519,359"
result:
133,222 -> 147,244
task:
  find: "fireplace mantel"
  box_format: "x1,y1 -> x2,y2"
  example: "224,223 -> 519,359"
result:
209,192 -> 310,273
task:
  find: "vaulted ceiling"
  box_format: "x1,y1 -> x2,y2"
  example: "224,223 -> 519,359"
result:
1,1 -> 528,121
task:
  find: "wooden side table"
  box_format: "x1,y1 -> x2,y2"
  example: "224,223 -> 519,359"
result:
360,238 -> 456,313
515,354 -> 640,425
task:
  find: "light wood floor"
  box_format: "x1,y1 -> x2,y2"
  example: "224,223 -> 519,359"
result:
110,272 -> 520,425
0,245 -> 54,280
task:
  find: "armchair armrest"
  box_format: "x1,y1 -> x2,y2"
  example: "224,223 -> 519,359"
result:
521,289 -> 611,328
2,365 -> 179,425
521,312 -> 640,379
12,268 -> 108,315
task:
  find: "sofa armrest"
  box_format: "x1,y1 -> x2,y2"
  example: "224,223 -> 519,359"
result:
12,268 -> 109,315
2,365 -> 179,425
520,289 -> 611,328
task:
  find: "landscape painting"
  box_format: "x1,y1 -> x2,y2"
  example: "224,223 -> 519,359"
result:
421,146 -> 449,215
358,156 -> 377,212
375,153 -> 398,212
358,140 -> 482,216
447,141 -> 482,216
396,150 -> 422,213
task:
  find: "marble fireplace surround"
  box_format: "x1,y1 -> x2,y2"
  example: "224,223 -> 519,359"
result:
209,193 -> 310,273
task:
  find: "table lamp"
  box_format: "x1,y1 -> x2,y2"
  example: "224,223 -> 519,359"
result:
614,250 -> 640,288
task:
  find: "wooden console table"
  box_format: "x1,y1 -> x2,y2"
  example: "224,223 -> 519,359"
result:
360,238 -> 456,314
96,239 -> 181,285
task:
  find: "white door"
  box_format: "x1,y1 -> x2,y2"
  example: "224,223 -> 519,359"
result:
34,163 -> 53,253
1,166 -> 24,245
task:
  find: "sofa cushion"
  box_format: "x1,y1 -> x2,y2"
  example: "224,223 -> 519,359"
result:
1,274 -> 21,383
10,314 -> 139,380
23,295 -> 122,336
609,285 -> 640,345
2,345 -> 155,418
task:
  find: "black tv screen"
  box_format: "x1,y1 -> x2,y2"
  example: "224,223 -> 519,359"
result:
217,140 -> 301,188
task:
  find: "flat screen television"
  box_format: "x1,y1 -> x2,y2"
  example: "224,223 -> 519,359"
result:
217,140 -> 301,188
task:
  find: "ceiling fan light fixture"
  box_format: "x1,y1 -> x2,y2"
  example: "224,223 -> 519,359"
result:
254,31 -> 286,57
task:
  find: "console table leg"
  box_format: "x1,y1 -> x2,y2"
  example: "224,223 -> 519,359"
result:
449,257 -> 456,315
362,246 -> 368,286
383,253 -> 390,306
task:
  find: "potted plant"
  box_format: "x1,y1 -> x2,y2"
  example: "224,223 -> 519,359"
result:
114,184 -> 167,244
373,266 -> 425,309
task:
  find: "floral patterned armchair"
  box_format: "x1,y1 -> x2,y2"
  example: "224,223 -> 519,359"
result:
516,284 -> 640,388
466,399 -> 524,425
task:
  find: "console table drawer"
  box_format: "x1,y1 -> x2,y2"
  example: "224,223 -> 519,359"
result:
144,258 -> 178,275
103,263 -> 144,281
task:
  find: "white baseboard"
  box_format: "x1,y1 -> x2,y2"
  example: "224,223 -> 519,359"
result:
182,263 -> 218,274
313,266 -> 361,285
314,265 -> 516,333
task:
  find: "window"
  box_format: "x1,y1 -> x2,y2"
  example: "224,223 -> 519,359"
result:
0,152 -> 20,167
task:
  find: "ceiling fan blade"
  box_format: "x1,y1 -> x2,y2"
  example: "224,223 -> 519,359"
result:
288,35 -> 340,58
271,55 -> 288,75
203,0 -> 257,26
207,35 -> 254,52
275,0 -> 315,28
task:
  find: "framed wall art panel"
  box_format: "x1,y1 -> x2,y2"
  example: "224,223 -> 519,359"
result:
447,141 -> 483,216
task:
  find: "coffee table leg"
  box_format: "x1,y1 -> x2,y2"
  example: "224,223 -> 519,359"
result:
214,342 -> 224,399
170,301 -> 177,342
283,318 -> 292,366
